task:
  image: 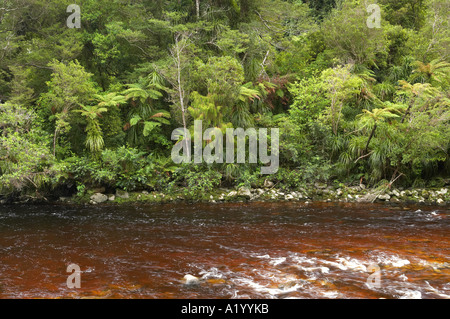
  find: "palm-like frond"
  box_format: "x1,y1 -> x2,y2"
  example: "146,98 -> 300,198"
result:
94,92 -> 127,108
411,59 -> 450,84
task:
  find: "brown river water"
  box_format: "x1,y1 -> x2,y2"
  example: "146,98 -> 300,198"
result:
0,201 -> 448,299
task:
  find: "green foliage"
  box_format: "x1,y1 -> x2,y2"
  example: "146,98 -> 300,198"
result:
169,164 -> 223,198
0,0 -> 449,197
0,103 -> 60,193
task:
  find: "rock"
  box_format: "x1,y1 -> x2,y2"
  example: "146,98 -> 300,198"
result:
336,188 -> 343,196
142,190 -> 149,195
108,195 -> 115,201
436,188 -> 448,195
378,194 -> 391,201
285,194 -> 294,200
182,274 -> 200,285
227,190 -> 237,197
237,187 -> 252,199
350,186 -> 362,193
263,179 -> 274,188
314,182 -> 327,189
437,198 -> 444,204
356,193 -> 378,203
90,193 -> 108,204
59,196 -> 71,202
392,189 -> 400,197
115,189 -> 129,199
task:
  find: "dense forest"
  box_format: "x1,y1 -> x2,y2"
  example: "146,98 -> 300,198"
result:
0,0 -> 449,200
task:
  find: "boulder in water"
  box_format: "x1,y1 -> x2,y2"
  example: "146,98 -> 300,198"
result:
182,274 -> 200,285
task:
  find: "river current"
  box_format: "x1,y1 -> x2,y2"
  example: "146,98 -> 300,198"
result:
0,201 -> 448,299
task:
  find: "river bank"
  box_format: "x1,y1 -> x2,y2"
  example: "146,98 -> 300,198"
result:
2,183 -> 449,206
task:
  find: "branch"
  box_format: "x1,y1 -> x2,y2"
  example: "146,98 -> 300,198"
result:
354,151 -> 373,163
254,10 -> 284,34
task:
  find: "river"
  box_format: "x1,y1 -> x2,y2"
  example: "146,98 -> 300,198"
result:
0,201 -> 448,299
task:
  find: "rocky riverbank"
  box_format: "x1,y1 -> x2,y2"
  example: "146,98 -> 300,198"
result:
2,182 -> 449,206
55,183 -> 450,206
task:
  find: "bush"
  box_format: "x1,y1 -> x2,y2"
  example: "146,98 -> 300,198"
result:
169,164 -> 222,198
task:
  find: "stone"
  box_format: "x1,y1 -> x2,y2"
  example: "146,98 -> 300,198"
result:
336,188 -> 343,196
263,179 -> 274,188
90,193 -> 108,204
436,188 -> 448,195
392,189 -> 400,197
227,191 -> 237,197
437,198 -> 444,204
314,182 -> 327,189
142,190 -> 149,195
285,194 -> 294,200
182,274 -> 200,285
237,187 -> 252,199
356,193 -> 378,203
378,194 -> 391,201
115,189 -> 129,199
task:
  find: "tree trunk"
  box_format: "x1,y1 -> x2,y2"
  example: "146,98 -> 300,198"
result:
364,123 -> 377,154
196,0 -> 200,19
174,35 -> 190,158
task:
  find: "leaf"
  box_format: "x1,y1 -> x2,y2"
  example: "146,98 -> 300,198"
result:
130,115 -> 142,126
143,121 -> 161,137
